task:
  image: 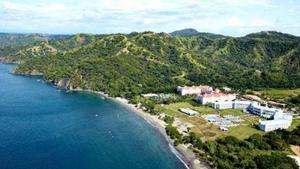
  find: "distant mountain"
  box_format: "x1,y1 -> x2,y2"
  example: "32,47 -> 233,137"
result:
170,28 -> 226,39
170,28 -> 199,36
0,33 -> 70,46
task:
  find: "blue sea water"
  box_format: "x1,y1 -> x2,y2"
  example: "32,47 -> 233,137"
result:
0,64 -> 186,169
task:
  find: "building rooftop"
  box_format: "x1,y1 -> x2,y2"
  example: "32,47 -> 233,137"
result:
250,103 -> 282,112
260,119 -> 292,125
179,108 -> 199,115
198,92 -> 234,98
177,85 -> 211,90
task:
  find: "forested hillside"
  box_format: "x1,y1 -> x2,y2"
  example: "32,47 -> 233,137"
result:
0,34 -> 97,62
1,30 -> 299,97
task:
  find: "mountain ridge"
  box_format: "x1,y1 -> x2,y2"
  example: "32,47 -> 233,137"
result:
3,30 -> 298,97
170,28 -> 227,39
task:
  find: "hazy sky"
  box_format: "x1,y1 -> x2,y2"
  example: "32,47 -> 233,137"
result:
0,0 -> 299,36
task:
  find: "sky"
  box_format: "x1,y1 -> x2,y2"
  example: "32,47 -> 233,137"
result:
0,0 -> 300,36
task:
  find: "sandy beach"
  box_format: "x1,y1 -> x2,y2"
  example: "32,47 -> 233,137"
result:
112,97 -> 210,169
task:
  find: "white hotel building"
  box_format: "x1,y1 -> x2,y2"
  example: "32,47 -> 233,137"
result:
258,111 -> 293,132
247,103 -> 283,119
213,100 -> 253,110
176,85 -> 213,96
258,111 -> 293,131
258,119 -> 293,132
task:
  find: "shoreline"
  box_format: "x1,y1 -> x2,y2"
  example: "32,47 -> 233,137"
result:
71,89 -> 208,169
2,65 -> 207,169
112,97 -> 191,169
0,61 -> 205,169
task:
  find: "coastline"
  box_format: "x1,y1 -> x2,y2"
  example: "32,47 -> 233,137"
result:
0,58 -> 21,64
3,64 -> 207,169
3,64 -> 205,169
71,89 -> 209,169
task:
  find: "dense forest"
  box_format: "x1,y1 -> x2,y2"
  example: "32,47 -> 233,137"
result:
0,29 -> 300,97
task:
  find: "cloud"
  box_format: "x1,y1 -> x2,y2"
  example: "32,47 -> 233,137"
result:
227,17 -> 244,27
226,17 -> 271,28
250,19 -> 270,27
0,0 -> 299,36
288,8 -> 295,13
1,1 -> 65,13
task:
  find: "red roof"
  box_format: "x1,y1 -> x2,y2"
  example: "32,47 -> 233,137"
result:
198,92 -> 228,98
178,85 -> 211,90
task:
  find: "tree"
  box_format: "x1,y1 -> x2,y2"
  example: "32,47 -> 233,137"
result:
255,153 -> 298,169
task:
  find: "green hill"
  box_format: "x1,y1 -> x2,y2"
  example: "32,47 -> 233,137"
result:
0,30 -> 297,97
0,34 -> 97,62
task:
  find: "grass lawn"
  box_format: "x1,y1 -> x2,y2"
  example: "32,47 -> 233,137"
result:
226,125 -> 263,140
154,101 -> 224,140
218,108 -> 246,116
256,88 -> 300,101
156,101 -> 261,140
289,118 -> 300,131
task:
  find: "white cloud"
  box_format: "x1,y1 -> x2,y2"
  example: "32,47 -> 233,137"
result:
250,19 -> 270,27
99,0 -> 176,11
226,17 -> 271,29
288,8 -> 295,13
227,17 -> 244,27
0,0 -> 298,36
1,1 -> 65,12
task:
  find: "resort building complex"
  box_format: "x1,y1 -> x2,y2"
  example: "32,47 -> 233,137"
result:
176,84 -> 294,132
211,100 -> 294,132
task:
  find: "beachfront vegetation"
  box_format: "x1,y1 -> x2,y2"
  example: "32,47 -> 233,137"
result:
178,126 -> 300,169
165,125 -> 183,146
163,115 -> 175,124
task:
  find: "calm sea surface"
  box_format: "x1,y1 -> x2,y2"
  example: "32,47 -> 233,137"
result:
0,64 -> 186,169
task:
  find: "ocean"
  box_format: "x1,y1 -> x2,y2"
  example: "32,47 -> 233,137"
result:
0,64 -> 186,169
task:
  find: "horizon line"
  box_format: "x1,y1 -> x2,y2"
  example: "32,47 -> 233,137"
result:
0,29 -> 299,38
